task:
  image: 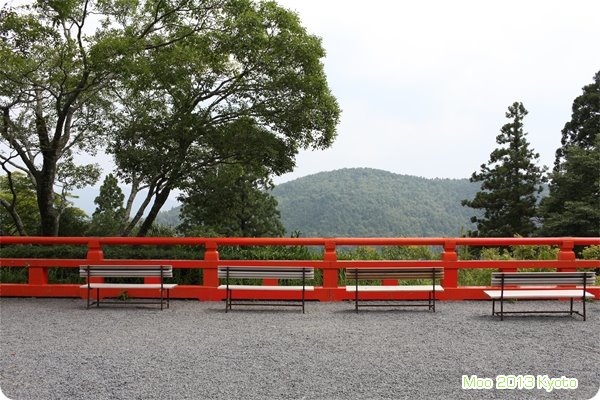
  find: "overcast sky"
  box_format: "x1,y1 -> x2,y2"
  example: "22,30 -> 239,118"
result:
37,0 -> 600,212
272,0 -> 600,183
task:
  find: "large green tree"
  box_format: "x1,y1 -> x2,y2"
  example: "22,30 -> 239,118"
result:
541,71 -> 600,236
0,2 -> 115,235
1,0 -> 339,237
462,102 -> 547,237
178,164 -> 285,237
106,0 -> 340,236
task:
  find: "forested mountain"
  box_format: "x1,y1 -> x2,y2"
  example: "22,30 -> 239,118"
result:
271,168 -> 480,237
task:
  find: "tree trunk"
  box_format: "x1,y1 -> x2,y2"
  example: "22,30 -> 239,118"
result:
136,186 -> 171,237
121,180 -> 157,236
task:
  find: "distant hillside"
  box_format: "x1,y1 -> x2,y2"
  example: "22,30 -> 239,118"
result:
271,168 -> 480,237
155,206 -> 181,227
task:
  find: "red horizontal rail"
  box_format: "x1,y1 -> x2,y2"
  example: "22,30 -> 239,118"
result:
1,236 -> 598,301
2,236 -> 599,247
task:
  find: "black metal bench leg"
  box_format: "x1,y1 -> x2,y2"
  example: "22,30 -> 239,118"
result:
583,296 -> 586,321
302,289 -> 305,314
570,298 -> 573,316
96,288 -> 100,308
500,298 -> 504,321
491,299 -> 495,316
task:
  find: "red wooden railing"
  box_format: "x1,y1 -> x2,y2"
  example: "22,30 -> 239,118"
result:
1,236 -> 599,301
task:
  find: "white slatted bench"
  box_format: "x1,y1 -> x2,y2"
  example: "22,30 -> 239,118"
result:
218,266 -> 314,313
345,267 -> 444,312
79,265 -> 177,310
484,271 -> 596,321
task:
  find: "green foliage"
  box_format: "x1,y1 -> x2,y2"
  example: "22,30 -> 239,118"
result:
541,71 -> 599,236
1,0 -> 340,237
458,243 -> 560,286
337,245 -> 436,261
88,174 -> 126,236
462,102 -> 547,237
541,135 -> 600,237
0,267 -> 27,283
1,2 -> 111,235
338,246 -> 382,260
582,246 -> 600,260
554,70 -> 600,169
58,207 -> 91,237
103,0 -> 340,236
271,168 -> 480,237
179,165 -> 285,237
0,172 -> 40,235
0,172 -> 91,236
382,246 -> 436,260
0,245 -> 88,258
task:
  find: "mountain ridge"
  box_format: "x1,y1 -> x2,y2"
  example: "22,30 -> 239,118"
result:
271,168 -> 479,237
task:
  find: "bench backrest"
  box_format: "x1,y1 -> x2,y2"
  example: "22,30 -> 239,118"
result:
218,266 -> 314,280
345,267 -> 444,281
79,265 -> 173,278
491,271 -> 595,286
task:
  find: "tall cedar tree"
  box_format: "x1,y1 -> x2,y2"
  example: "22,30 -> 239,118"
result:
541,71 -> 600,236
462,102 -> 547,237
87,174 -> 126,236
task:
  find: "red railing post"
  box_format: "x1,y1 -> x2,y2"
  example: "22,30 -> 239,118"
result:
87,239 -> 104,263
28,263 -> 48,286
203,240 -> 220,290
322,241 -> 338,290
442,240 -> 458,289
85,239 -> 105,287
558,239 -> 576,272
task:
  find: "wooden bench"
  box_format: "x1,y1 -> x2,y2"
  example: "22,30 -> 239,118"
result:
345,267 -> 444,312
484,271 -> 596,321
79,265 -> 177,310
218,266 -> 314,313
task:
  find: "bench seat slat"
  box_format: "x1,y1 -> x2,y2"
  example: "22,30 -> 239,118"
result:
80,284 -> 178,289
346,285 -> 444,292
80,272 -> 174,277
490,272 -> 595,287
346,274 -> 442,280
484,290 -> 595,299
345,268 -> 443,281
218,267 -> 314,280
218,285 -> 314,291
218,272 -> 314,279
491,279 -> 594,285
80,265 -> 173,279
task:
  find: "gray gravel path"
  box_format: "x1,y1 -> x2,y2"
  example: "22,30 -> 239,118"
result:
1,298 -> 598,400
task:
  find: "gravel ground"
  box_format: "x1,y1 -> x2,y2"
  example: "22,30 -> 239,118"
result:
0,298 -> 598,400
